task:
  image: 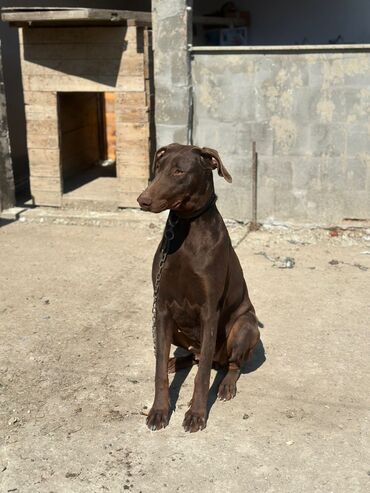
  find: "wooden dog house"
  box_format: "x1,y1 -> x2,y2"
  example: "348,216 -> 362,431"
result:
1,7 -> 154,208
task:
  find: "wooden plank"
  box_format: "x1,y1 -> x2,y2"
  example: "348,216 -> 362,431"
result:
24,90 -> 56,106
28,149 -> 60,177
116,138 -> 149,153
27,134 -> 59,149
116,145 -> 149,162
27,119 -> 58,135
116,106 -> 149,123
118,176 -> 148,193
22,74 -> 144,92
21,56 -> 144,78
30,189 -> 62,207
20,43 -> 139,61
116,122 -> 149,142
104,92 -> 116,161
25,105 -> 58,120
143,27 -> 153,81
30,175 -> 61,193
20,26 -> 131,44
2,9 -> 151,25
117,164 -> 149,179
115,91 -> 147,108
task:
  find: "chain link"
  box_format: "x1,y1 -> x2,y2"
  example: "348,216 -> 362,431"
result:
151,214 -> 179,356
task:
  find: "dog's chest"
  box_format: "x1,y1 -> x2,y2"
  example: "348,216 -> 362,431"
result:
168,299 -> 202,345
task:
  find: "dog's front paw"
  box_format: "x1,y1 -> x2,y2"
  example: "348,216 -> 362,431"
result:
182,408 -> 207,433
146,407 -> 169,431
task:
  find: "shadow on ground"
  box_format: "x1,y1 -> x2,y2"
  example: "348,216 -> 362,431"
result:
169,339 -> 266,420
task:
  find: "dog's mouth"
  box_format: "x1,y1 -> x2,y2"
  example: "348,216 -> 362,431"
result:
143,200 -> 169,214
170,200 -> 183,210
138,198 -> 184,214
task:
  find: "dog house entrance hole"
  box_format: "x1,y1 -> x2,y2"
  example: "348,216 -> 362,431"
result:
58,92 -> 117,200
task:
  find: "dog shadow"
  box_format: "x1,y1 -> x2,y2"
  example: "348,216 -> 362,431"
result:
168,339 -> 266,418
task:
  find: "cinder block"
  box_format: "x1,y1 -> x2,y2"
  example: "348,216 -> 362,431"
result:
346,127 -> 370,156
309,124 -> 346,157
291,157 -> 320,190
345,157 -> 368,191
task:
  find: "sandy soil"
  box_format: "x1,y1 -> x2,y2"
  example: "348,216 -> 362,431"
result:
0,214 -> 369,492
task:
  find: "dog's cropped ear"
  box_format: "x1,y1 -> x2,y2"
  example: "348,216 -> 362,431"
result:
201,147 -> 232,183
151,146 -> 168,174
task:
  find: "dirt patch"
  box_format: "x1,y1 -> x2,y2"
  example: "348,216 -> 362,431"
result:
0,217 -> 369,492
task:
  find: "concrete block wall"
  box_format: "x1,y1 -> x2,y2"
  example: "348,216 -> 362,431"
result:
192,49 -> 370,224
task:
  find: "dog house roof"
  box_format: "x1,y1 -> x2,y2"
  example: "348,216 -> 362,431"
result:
0,7 -> 151,27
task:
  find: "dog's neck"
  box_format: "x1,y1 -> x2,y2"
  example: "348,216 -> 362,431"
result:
171,193 -> 217,221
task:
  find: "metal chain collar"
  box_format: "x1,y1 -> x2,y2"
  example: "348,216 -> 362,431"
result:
151,213 -> 179,356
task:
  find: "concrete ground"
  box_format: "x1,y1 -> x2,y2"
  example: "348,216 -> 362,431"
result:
0,213 -> 369,493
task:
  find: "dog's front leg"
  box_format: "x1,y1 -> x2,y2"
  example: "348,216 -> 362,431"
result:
146,309 -> 172,431
183,307 -> 218,433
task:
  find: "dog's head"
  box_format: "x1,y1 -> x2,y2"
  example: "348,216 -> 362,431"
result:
137,143 -> 232,214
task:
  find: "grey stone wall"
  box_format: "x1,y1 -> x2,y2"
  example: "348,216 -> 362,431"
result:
152,0 -> 192,147
0,42 -> 14,212
192,49 -> 370,224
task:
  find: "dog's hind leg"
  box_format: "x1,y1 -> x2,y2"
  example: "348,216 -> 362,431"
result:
217,312 -> 260,401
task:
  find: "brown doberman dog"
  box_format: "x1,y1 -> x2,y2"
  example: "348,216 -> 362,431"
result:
137,143 -> 260,433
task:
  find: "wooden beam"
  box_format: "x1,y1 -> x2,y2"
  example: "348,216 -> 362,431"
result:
1,8 -> 151,26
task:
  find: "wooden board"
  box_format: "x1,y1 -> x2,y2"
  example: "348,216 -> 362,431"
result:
115,91 -> 147,107
28,149 -> 60,177
21,58 -> 144,78
24,90 -> 57,106
26,119 -> 58,136
104,93 -> 116,161
30,175 -> 62,193
118,177 -> 148,193
19,26 -> 137,44
22,74 -> 144,92
27,134 -> 59,150
30,190 -> 62,207
20,43 -> 137,60
116,106 -> 149,123
116,122 -> 149,143
1,8 -> 151,26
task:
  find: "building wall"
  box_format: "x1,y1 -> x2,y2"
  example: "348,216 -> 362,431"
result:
192,48 -> 370,224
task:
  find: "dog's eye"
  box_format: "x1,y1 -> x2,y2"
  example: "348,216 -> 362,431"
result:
173,169 -> 185,176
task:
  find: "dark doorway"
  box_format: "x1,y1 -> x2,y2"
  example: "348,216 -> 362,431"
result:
58,92 -> 116,195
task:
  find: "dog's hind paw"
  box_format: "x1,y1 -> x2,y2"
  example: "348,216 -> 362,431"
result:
182,409 -> 207,433
217,382 -> 237,401
146,408 -> 169,431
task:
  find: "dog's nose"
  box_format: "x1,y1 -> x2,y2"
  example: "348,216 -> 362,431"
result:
137,194 -> 152,209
